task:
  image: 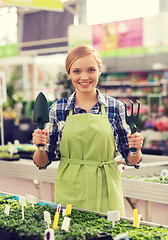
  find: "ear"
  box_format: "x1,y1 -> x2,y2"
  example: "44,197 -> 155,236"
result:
98,69 -> 102,77
68,73 -> 71,80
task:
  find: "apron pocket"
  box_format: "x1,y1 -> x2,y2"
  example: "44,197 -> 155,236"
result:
74,182 -> 87,208
55,180 -> 76,206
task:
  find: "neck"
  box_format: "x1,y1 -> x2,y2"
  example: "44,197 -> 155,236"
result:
76,88 -> 97,102
75,89 -> 98,112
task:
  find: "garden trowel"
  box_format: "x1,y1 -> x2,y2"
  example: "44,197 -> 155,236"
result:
33,92 -> 49,148
33,92 -> 49,129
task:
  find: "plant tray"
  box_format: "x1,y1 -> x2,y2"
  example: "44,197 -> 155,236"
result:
0,230 -> 14,240
0,193 -> 168,240
0,229 -> 22,240
121,178 -> 168,204
0,157 -> 20,161
18,151 -> 34,159
0,229 -> 112,240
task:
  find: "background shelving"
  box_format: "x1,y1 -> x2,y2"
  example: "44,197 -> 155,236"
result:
99,70 -> 167,98
98,70 -> 168,156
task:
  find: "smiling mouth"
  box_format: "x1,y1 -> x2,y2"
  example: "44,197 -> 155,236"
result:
79,82 -> 91,87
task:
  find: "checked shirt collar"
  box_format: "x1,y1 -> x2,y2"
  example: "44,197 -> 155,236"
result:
65,89 -> 107,113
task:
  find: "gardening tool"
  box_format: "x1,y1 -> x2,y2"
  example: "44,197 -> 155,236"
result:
33,92 -> 49,148
123,100 -> 140,156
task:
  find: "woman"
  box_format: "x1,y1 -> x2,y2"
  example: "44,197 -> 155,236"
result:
33,44 -> 143,216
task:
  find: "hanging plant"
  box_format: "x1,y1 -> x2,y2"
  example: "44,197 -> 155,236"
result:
56,70 -> 74,98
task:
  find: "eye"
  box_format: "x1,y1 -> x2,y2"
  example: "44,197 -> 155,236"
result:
88,68 -> 95,73
73,69 -> 80,74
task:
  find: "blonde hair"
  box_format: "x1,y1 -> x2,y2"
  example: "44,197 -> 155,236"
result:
65,44 -> 102,74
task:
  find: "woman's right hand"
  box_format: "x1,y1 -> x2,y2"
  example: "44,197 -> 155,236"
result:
32,128 -> 49,148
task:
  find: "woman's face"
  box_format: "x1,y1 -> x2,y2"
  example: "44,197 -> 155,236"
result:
68,54 -> 101,95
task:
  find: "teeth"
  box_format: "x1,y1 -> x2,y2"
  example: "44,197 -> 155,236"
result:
80,82 -> 90,85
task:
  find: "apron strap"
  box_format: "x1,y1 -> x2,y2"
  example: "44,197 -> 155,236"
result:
61,157 -> 115,166
97,165 -> 112,211
61,157 -> 115,212
101,104 -> 106,115
69,108 -> 73,116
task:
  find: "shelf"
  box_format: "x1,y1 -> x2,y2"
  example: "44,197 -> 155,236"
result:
121,178 -> 168,204
99,72 -> 168,102
0,155 -> 167,186
99,77 -> 168,103
99,81 -> 161,88
142,147 -> 168,156
104,93 -> 151,98
0,156 -> 168,225
121,165 -> 168,223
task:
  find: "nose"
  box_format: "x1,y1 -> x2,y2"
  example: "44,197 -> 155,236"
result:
80,72 -> 88,80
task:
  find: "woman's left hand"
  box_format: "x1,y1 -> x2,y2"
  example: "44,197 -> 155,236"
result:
127,132 -> 144,151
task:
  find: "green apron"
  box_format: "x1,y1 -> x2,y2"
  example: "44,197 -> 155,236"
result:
55,105 -> 125,216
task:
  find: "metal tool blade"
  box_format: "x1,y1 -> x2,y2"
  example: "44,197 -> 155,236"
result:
33,92 -> 49,130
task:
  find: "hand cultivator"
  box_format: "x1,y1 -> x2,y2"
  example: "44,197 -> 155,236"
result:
123,100 -> 140,156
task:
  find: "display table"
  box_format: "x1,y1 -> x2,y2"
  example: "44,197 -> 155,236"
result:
0,155 -> 168,225
0,158 -> 59,183
0,159 -> 59,202
0,192 -> 168,240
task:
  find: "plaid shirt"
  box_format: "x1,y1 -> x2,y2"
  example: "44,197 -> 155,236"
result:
45,89 -> 141,169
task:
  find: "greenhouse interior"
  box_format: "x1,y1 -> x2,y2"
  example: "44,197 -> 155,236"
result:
0,0 -> 168,239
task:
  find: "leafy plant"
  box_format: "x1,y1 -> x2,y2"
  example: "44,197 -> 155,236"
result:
0,195 -> 168,240
57,70 -> 74,98
3,66 -> 24,110
145,176 -> 168,184
121,174 -> 168,184
0,152 -> 19,159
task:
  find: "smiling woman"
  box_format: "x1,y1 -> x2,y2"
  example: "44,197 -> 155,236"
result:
86,0 -> 159,25
32,44 -> 144,216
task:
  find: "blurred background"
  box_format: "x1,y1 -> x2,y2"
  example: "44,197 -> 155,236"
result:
0,0 -> 168,226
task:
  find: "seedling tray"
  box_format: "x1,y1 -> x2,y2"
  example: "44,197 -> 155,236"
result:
0,157 -> 20,161
18,151 -> 34,159
0,229 -> 34,240
0,230 -> 112,240
0,230 -> 17,240
0,192 -> 168,240
121,177 -> 168,204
